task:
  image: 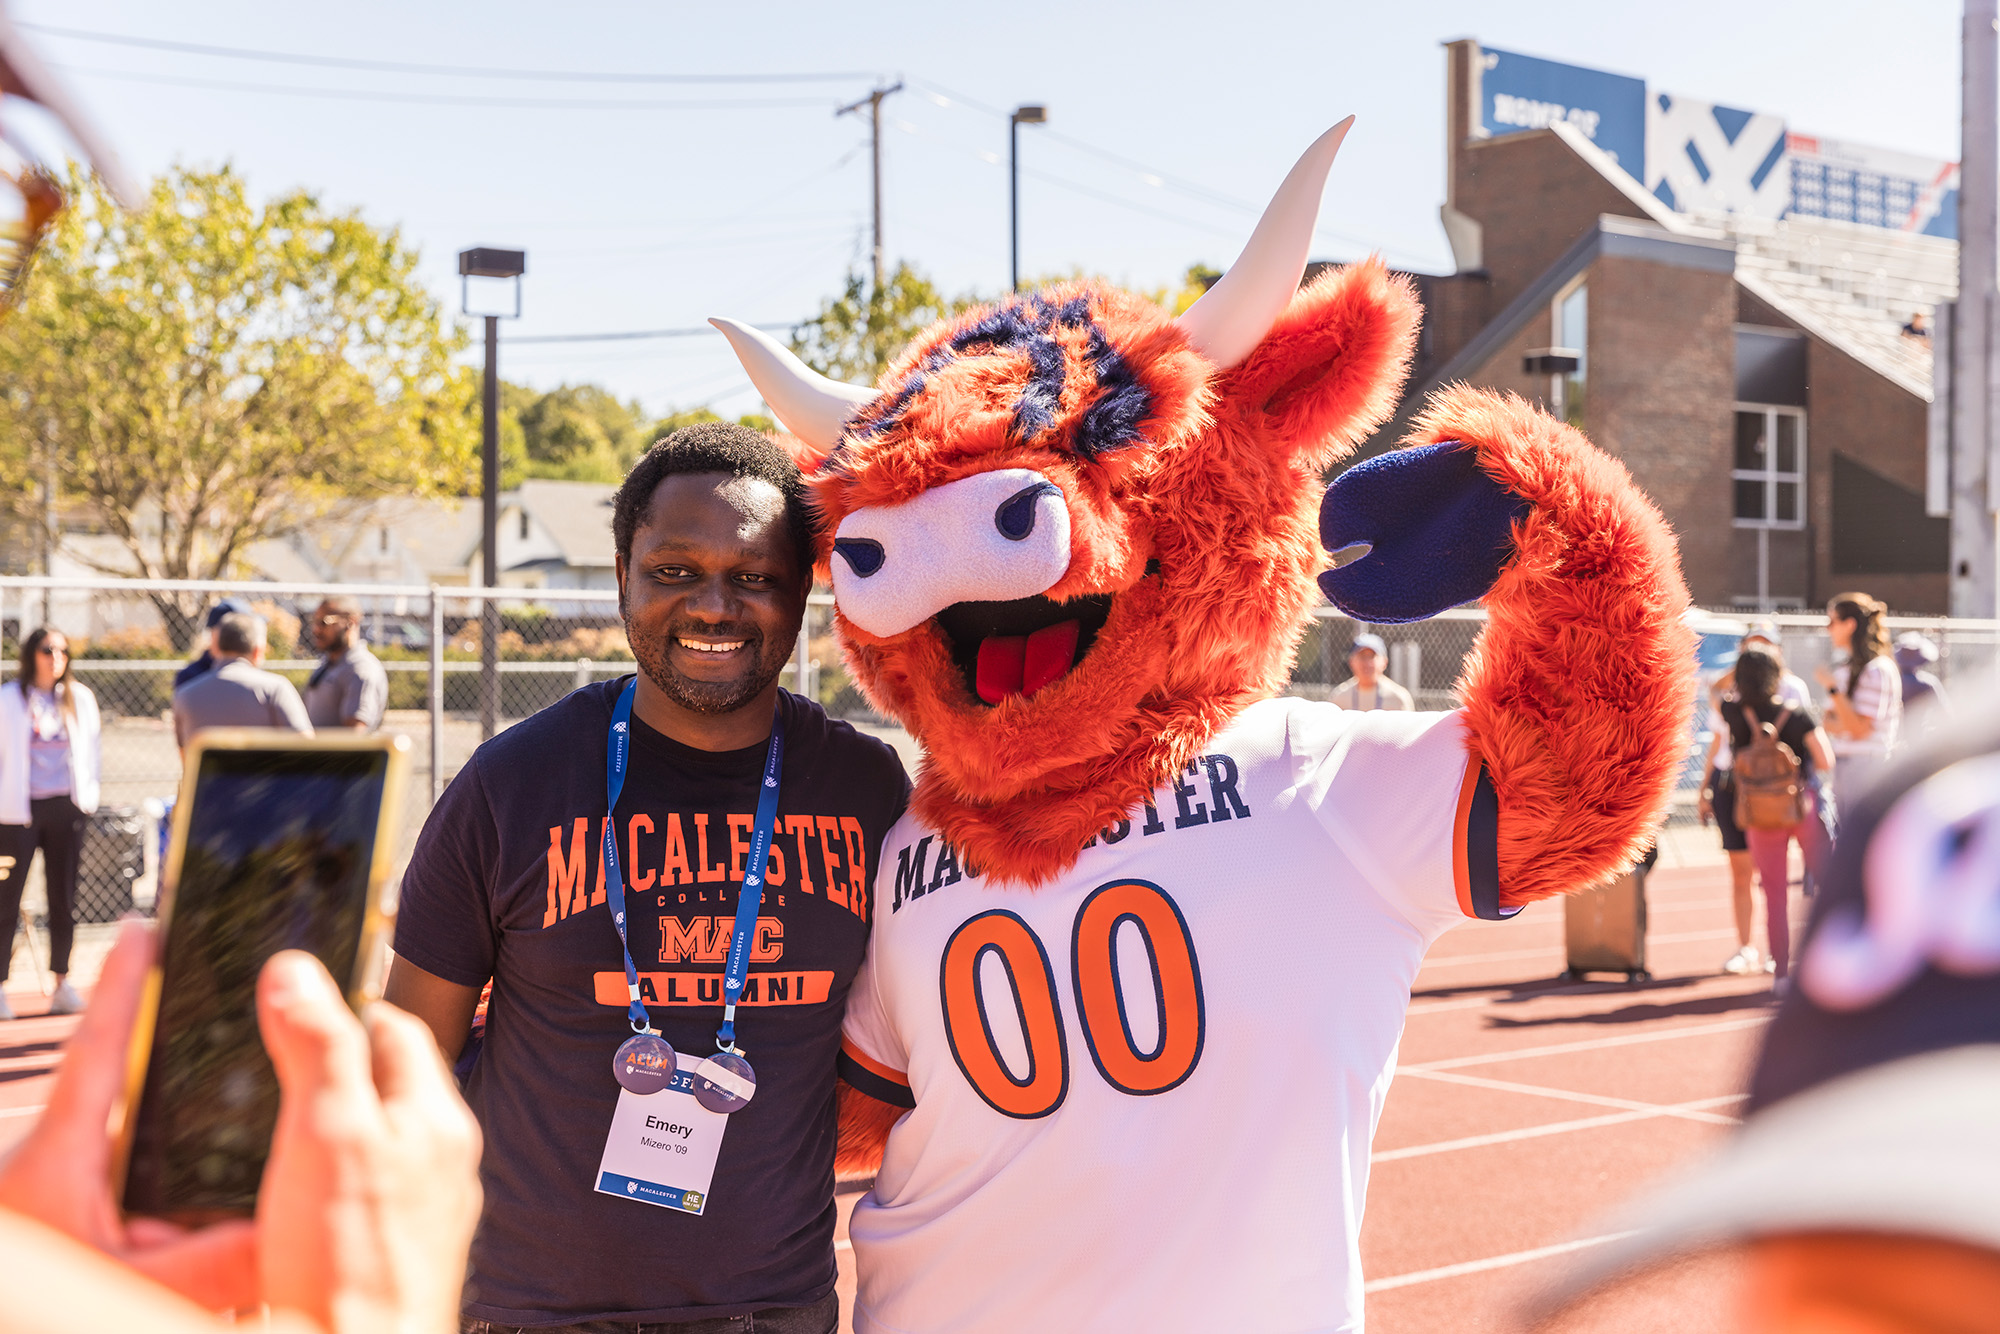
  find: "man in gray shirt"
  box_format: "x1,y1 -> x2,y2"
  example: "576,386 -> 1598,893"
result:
172,613 -> 313,748
303,595 -> 388,731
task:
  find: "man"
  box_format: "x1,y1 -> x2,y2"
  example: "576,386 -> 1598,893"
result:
1329,631 -> 1413,710
1700,619 -> 1814,975
385,424 -> 909,1333
171,597 -> 251,692
171,613 -> 312,748
303,595 -> 389,731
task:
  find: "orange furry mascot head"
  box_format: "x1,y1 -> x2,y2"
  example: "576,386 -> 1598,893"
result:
716,120 -> 1690,892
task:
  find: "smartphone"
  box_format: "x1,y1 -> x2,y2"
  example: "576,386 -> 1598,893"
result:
114,730 -> 409,1224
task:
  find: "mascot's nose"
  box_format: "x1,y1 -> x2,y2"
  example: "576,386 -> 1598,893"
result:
830,468 -> 1072,638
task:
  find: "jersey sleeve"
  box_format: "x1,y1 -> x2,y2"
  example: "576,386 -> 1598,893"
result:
392,758 -> 503,988
837,942 -> 914,1109
1289,703 -> 1507,934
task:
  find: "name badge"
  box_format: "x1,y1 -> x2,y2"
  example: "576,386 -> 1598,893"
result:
593,1052 -> 729,1214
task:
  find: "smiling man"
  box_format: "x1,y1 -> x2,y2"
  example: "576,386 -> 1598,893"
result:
385,423 -> 909,1333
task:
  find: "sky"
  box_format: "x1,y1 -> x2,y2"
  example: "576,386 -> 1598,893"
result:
10,1 -> 1967,421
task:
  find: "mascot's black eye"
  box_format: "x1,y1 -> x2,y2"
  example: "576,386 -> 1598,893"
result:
996,483 -> 1058,541
833,537 -> 885,577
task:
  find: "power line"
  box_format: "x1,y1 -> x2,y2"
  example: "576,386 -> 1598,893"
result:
52,65 -> 836,111
507,322 -> 791,345
23,22 -> 884,85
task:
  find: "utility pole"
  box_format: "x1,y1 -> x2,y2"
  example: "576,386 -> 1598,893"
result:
1952,0 -> 2000,618
837,82 -> 903,292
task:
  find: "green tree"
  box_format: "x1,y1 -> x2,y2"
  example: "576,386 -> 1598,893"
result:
0,166 -> 475,647
790,262 -> 977,387
514,383 -> 647,483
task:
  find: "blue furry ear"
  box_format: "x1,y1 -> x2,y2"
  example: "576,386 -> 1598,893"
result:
1317,441 -> 1529,624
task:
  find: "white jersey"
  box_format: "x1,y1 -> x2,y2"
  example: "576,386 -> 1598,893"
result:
837,698 -> 1504,1333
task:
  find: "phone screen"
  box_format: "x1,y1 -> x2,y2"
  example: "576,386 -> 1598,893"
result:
121,746 -> 390,1219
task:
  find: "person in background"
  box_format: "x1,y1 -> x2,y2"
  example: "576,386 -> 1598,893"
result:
303,596 -> 388,732
1900,309 -> 1930,341
171,597 -> 252,692
0,920 -> 482,1333
1718,646 -> 1834,994
1699,620 -> 1813,976
171,613 -> 312,751
1892,631 -> 1950,746
0,626 -> 100,1020
1329,631 -> 1414,710
1815,592 -> 1900,819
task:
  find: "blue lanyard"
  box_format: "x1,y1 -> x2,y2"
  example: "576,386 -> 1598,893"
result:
601,677 -> 787,1052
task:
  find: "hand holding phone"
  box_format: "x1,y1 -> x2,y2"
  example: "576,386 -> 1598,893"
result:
0,925 -> 481,1331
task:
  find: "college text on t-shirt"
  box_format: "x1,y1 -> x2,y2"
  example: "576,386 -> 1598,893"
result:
544,808 -> 872,1010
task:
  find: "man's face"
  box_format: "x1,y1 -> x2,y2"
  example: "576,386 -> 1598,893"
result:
312,603 -> 354,651
617,471 -> 808,718
1349,647 -> 1380,682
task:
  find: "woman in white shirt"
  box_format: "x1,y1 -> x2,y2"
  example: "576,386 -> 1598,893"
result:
1814,592 -> 1901,821
0,627 -> 101,1020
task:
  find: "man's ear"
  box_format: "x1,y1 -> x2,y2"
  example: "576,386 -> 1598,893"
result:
614,551 -> 629,619
1219,258 -> 1419,472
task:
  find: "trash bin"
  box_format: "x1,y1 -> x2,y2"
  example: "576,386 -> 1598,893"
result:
76,804 -> 145,923
1562,841 -> 1659,983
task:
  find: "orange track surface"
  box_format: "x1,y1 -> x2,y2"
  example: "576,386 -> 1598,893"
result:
5,860 -> 1769,1331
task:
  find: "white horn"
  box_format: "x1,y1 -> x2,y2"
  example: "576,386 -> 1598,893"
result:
1175,116 -> 1353,370
709,317 -> 877,451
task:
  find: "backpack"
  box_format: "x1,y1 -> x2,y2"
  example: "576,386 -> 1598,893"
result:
1733,705 -> 1806,831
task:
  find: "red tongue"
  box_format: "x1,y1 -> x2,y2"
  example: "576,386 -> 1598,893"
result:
976,620 -> 1081,704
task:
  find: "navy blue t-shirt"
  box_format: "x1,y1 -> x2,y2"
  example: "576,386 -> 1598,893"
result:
394,680 -> 908,1325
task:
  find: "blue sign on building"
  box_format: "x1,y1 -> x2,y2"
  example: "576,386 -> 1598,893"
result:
1480,46 -> 1647,180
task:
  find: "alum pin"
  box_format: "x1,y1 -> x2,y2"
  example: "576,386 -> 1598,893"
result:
613,1032 -> 678,1095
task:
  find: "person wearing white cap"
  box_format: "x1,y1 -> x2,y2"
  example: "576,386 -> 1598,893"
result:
1892,631 -> 1950,747
1329,631 -> 1413,711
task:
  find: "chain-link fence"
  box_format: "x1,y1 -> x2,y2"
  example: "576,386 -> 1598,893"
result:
3,575 -> 1996,930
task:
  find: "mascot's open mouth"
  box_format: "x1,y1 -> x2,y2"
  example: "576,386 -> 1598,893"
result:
935,594 -> 1113,706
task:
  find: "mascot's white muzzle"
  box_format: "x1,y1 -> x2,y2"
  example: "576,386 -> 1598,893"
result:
830,468 -> 1072,639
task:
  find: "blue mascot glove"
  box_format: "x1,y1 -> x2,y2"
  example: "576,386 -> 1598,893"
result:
1317,441 -> 1530,624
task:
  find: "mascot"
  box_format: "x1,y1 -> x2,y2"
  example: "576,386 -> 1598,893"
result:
715,119 -> 1693,1332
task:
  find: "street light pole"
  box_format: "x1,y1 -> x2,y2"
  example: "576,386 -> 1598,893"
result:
458,247 -> 526,740
1009,104 -> 1046,293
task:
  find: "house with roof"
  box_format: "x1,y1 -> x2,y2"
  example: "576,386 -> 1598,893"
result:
1360,40 -> 1954,613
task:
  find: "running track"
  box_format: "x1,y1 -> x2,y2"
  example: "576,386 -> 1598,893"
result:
4,858 -> 1774,1331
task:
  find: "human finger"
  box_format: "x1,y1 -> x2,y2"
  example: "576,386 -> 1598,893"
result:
363,1002 -> 457,1108
257,951 -> 376,1116
31,919 -> 152,1146
125,1220 -> 260,1313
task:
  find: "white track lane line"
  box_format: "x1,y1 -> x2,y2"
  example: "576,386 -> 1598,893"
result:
1398,1069 -> 1744,1124
1370,1094 -> 1746,1162
1419,929 -> 1737,970
1403,1014 -> 1770,1073
1363,1230 -> 1640,1293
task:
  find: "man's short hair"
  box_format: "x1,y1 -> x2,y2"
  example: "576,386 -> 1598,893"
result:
319,594 -> 362,617
611,423 -> 814,579
215,612 -> 267,657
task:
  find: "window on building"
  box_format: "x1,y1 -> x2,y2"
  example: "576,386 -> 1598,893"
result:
1732,406 -> 1805,529
1554,281 -> 1586,428
379,525 -> 391,553
519,509 -> 530,540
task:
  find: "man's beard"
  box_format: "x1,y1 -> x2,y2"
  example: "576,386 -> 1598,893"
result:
630,619 -> 791,717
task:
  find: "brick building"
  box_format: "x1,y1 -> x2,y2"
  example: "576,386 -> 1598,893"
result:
1356,40 -> 1954,612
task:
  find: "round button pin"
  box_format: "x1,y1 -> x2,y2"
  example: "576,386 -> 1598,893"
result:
693,1050 -> 757,1113
613,1032 -> 677,1095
